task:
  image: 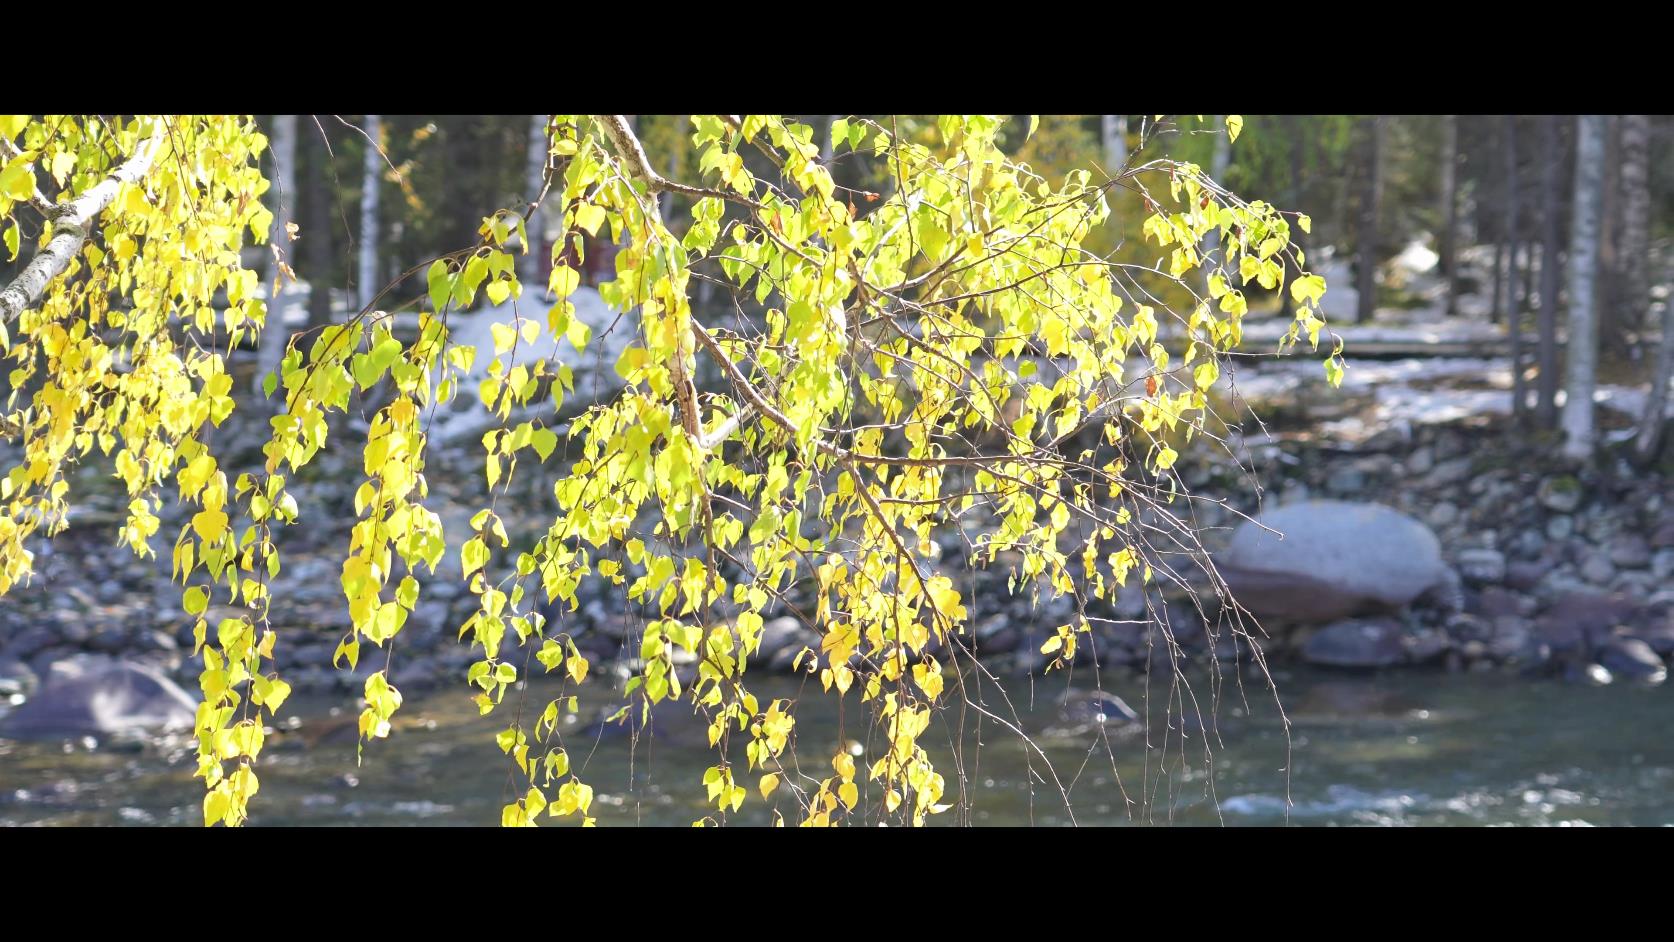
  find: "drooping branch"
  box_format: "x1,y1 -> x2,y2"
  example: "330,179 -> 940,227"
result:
592,115 -> 762,211
0,122 -> 165,324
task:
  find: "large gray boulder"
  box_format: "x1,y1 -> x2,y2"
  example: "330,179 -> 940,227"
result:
1219,501 -> 1458,623
0,660 -> 197,741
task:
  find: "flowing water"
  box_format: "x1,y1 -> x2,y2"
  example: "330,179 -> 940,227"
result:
3,666 -> 1672,826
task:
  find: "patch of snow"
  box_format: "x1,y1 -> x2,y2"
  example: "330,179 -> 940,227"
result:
422,287 -> 635,446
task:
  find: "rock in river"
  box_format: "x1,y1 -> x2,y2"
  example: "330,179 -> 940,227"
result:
1301,618 -> 1407,669
0,660 -> 197,741
1218,501 -> 1459,623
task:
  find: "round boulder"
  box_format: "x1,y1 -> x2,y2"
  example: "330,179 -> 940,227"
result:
1301,618 -> 1406,669
1219,501 -> 1455,623
0,660 -> 197,741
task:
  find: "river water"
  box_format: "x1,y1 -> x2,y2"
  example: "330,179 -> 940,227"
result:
3,666 -> 1671,826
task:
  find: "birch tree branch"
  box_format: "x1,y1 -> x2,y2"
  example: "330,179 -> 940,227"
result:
592,114 -> 763,211
0,122 -> 166,324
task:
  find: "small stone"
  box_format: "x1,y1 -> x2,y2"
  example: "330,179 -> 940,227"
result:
1631,620 -> 1674,658
1546,515 -> 1575,541
1326,466 -> 1366,495
1581,554 -> 1617,586
1585,512 -> 1620,544
1301,618 -> 1405,669
1488,616 -> 1532,660
1599,637 -> 1667,684
1505,559 -> 1554,592
1456,548 -> 1506,585
1608,534 -> 1652,569
1538,477 -> 1583,514
1444,613 -> 1492,643
1652,549 -> 1674,581
1425,457 -> 1473,488
1055,689 -> 1140,729
755,616 -> 816,660
1510,528 -> 1546,560
1566,661 -> 1614,686
0,656 -> 39,699
1403,629 -> 1451,664
1429,502 -> 1460,528
1475,586 -> 1530,619
1651,521 -> 1674,549
140,630 -> 178,653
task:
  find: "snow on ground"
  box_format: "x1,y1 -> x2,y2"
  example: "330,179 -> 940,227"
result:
415,287 -> 634,445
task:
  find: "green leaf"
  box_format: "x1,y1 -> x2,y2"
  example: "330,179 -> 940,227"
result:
531,427 -> 558,461
565,316 -> 591,352
462,536 -> 490,579
427,260 -> 452,312
574,204 -> 606,236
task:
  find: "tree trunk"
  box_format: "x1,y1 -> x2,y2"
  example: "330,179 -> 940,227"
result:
1596,117 -> 1624,358
357,115 -> 381,312
257,115 -> 298,394
305,117 -> 335,330
521,115 -> 549,289
1634,267 -> 1674,466
1504,116 -> 1524,419
1617,115 -> 1652,335
1492,239 -> 1505,324
1203,117 -> 1232,296
1101,114 -> 1128,172
1561,115 -> 1606,462
1355,116 -> 1385,324
1536,115 -> 1565,429
1279,114 -> 1306,319
1440,115 -> 1459,316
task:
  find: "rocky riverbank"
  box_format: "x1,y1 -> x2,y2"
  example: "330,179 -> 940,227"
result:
2,402 -> 1671,710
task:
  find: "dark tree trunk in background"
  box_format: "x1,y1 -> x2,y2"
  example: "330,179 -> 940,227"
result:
1504,116 -> 1524,420
1624,113 -> 1668,465
1492,238 -> 1505,326
1355,115 -> 1385,324
1635,273 -> 1674,467
1440,115 -> 1460,316
1617,115 -> 1652,335
257,115 -> 298,394
1596,117 -> 1624,359
305,117 -> 335,329
1536,115 -> 1565,429
1280,114 -> 1306,319
521,115 -> 549,288
1490,117 -> 1504,324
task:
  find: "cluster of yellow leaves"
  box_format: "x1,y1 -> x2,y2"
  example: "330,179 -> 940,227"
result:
0,116 -> 285,825
0,115 -> 1326,826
